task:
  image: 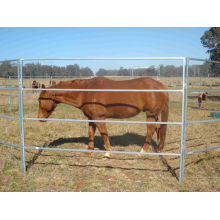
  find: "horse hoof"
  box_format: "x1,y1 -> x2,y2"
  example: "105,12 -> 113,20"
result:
140,148 -> 148,154
138,148 -> 146,157
104,152 -> 111,159
156,148 -> 162,153
140,148 -> 145,153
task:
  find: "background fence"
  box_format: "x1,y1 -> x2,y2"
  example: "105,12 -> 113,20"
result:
0,57 -> 220,183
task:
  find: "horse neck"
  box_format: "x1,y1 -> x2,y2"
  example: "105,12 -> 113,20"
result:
50,83 -> 83,108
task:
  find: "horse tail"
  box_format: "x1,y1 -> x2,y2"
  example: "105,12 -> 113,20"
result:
157,101 -> 169,152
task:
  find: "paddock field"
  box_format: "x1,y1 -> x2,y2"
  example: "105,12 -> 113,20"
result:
0,77 -> 220,191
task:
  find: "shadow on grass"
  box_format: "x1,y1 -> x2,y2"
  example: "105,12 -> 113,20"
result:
26,132 -> 157,170
25,132 -> 180,181
165,135 -> 220,154
23,147 -> 220,183
28,161 -> 171,173
25,133 -> 220,181
26,149 -> 43,170
48,132 -> 152,150
175,153 -> 220,171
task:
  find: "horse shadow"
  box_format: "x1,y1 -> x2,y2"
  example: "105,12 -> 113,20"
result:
26,133 -> 180,180
26,133 -> 157,171
48,132 -> 157,151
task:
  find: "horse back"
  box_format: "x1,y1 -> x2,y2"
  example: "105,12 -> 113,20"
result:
87,76 -> 166,90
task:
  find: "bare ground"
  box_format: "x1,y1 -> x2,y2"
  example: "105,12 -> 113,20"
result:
0,77 -> 220,191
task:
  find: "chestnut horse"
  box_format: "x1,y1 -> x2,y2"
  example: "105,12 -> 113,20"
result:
32,80 -> 40,93
38,76 -> 169,157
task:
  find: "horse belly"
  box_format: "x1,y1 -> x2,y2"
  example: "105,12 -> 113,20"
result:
105,106 -> 140,119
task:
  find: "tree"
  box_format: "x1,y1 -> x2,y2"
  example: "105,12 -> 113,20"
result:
79,67 -> 93,77
66,64 -> 80,77
118,67 -> 130,76
201,27 -> 220,75
0,61 -> 17,77
96,68 -> 108,76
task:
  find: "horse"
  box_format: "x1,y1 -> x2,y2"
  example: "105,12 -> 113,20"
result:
32,80 -> 41,93
38,76 -> 169,157
50,80 -> 56,86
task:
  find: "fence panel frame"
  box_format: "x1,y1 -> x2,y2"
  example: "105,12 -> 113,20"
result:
18,57 -> 186,182
18,59 -> 26,173
1,56 -> 220,183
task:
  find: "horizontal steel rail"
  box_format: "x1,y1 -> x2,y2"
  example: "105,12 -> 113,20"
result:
187,145 -> 220,155
2,75 -> 158,79
0,140 -> 19,148
189,58 -> 220,64
24,145 -> 180,156
0,59 -> 19,63
7,75 -> 219,79
187,119 -> 220,124
24,117 -> 182,125
9,76 -> 47,78
8,75 -> 91,78
0,115 -> 19,120
0,94 -> 13,96
0,103 -> 36,107
0,88 -> 18,90
0,93 -> 36,97
23,88 -> 183,92
21,57 -> 185,61
188,89 -> 220,93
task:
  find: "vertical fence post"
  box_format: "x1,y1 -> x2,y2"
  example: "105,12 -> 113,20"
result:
131,69 -> 134,79
18,59 -> 26,173
93,70 -> 96,78
8,75 -> 12,113
50,72 -> 53,86
179,57 -> 189,183
157,65 -> 161,81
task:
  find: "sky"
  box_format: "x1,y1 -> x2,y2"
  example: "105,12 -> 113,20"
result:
0,27 -> 210,71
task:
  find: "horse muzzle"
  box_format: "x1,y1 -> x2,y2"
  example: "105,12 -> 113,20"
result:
39,119 -> 47,122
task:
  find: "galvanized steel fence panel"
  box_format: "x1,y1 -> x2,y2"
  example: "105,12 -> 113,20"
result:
0,57 -> 220,183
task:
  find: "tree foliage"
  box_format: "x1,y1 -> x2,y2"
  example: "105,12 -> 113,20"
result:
201,27 -> 220,75
0,62 -> 213,78
0,62 -> 94,78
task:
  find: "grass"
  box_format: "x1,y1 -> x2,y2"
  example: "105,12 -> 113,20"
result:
0,77 -> 220,191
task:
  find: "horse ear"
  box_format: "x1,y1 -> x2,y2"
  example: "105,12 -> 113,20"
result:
41,84 -> 46,89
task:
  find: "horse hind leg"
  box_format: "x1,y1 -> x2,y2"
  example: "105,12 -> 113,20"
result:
157,102 -> 168,152
157,124 -> 167,152
141,115 -> 157,153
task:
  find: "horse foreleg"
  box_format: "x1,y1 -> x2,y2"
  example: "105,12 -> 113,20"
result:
94,120 -> 112,158
141,115 -> 157,153
88,122 -> 96,150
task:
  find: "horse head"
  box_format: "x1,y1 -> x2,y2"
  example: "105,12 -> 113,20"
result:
38,84 -> 58,122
